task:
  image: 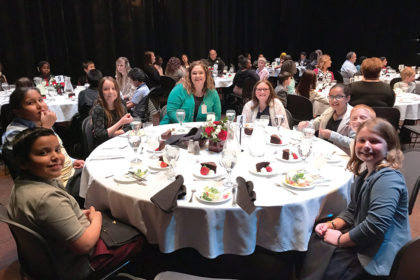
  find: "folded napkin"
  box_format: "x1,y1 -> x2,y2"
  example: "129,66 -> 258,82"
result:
236,177 -> 257,215
150,175 -> 187,213
165,127 -> 203,149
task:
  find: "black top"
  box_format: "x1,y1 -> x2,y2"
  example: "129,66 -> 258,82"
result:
326,116 -> 341,132
193,95 -> 204,121
207,57 -> 225,74
256,106 -> 272,126
233,69 -> 259,89
349,81 -> 395,107
143,64 -> 161,89
78,88 -> 99,121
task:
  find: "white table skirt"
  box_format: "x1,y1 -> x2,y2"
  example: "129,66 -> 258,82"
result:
81,124 -> 353,258
214,74 -> 235,88
394,93 -> 420,121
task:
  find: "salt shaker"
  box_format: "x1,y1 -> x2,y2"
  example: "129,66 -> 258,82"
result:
193,141 -> 200,155
187,139 -> 194,153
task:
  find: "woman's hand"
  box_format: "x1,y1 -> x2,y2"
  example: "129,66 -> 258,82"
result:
40,110 -> 57,128
315,222 -> 331,237
318,128 -> 331,139
323,229 -> 342,246
73,160 -> 85,169
119,113 -> 133,126
298,121 -> 308,130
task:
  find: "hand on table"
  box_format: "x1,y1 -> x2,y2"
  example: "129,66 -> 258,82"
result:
318,128 -> 331,139
114,129 -> 125,136
73,160 -> 85,169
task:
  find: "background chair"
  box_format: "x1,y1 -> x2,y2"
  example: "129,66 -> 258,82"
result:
333,71 -> 343,83
229,76 -> 258,115
159,105 -> 167,122
400,150 -> 420,215
390,77 -> 402,89
401,124 -> 420,148
81,116 -> 94,159
285,108 -> 293,129
0,104 -> 14,143
148,87 -> 162,111
372,107 -> 401,132
158,76 -> 176,108
388,237 -> 420,280
286,94 -> 313,126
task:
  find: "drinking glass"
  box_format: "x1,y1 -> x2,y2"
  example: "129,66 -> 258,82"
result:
1,83 -> 9,94
313,152 -> 327,173
33,77 -> 42,87
274,114 -> 284,131
176,109 -> 186,132
219,150 -> 237,188
163,145 -> 180,180
130,118 -> 142,132
147,134 -> 160,159
206,112 -> 216,122
127,130 -> 142,163
9,84 -> 16,92
226,109 -> 236,123
259,115 -> 270,127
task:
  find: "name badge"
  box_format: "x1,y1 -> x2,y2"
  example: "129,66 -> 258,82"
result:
201,104 -> 207,114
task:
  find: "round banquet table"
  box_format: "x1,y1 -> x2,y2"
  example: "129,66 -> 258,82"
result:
80,123 -> 353,258
214,74 -> 235,88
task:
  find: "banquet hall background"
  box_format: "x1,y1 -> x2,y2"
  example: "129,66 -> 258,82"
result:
0,0 -> 419,82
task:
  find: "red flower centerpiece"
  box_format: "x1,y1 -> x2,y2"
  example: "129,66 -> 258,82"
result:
202,117 -> 228,153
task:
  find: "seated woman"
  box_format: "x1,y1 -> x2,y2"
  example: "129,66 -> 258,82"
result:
0,62 -> 7,85
302,118 -> 410,279
36,61 -> 53,85
165,57 -> 185,83
115,57 -> 135,101
280,59 -> 297,95
274,72 -> 291,108
91,77 -> 133,148
143,51 -> 161,89
313,54 -> 335,83
232,55 -> 259,96
154,55 -> 164,76
256,57 -> 269,80
299,84 -> 352,152
160,60 -> 221,124
2,87 -> 84,187
296,70 -> 329,107
349,57 -> 395,107
8,127 -> 144,279
242,80 -> 289,128
394,66 -> 416,93
181,54 -> 190,70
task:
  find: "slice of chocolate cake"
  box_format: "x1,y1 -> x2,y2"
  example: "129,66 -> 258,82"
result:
157,141 -> 166,151
201,162 -> 217,173
256,162 -> 270,172
282,149 -> 290,160
270,134 -> 282,144
158,155 -> 164,162
161,129 -> 172,140
244,127 -> 253,135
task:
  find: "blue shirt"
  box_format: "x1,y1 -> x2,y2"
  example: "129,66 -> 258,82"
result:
131,83 -> 150,104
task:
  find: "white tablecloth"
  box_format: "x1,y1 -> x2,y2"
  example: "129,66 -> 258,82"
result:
394,93 -> 420,120
81,124 -> 353,258
214,74 -> 235,88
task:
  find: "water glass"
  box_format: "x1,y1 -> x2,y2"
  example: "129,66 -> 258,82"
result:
206,112 -> 216,122
226,110 -> 236,122
147,134 -> 160,159
259,115 -> 270,127
274,114 -> 284,131
130,118 -> 142,132
163,145 -> 180,180
176,109 -> 186,132
1,83 -> 9,93
298,140 -> 312,163
127,131 -> 142,163
220,150 -> 237,188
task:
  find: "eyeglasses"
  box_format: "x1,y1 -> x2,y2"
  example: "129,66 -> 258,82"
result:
256,88 -> 270,92
327,95 -> 346,100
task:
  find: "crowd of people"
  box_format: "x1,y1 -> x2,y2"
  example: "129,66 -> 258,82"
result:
0,47 -> 418,279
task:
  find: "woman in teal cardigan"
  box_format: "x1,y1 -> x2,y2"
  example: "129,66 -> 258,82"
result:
160,60 -> 221,124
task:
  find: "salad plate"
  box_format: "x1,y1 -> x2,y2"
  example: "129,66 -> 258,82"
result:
196,186 -> 231,204
148,160 -> 169,171
114,174 -> 138,184
282,172 -> 315,190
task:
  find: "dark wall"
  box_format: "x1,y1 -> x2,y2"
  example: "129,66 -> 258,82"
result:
0,0 -> 419,83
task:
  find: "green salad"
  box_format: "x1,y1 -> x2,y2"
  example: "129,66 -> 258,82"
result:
202,186 -> 221,201
135,169 -> 148,177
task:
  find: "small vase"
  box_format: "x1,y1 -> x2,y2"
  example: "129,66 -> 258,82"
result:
208,140 -> 224,153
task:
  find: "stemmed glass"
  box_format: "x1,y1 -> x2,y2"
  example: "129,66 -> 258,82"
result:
219,150 -> 237,188
260,115 -> 270,127
176,109 -> 186,132
226,109 -> 236,123
130,117 -> 142,132
147,134 -> 160,159
163,145 -> 180,180
1,83 -> 9,94
274,114 -> 284,132
127,130 -> 142,164
298,141 -> 312,163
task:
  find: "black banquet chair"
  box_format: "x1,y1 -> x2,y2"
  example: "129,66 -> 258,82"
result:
372,107 -> 401,132
286,94 -> 313,126
388,237 -> 420,280
158,76 -> 176,108
390,77 -> 402,89
400,150 -> 420,215
81,116 -> 94,159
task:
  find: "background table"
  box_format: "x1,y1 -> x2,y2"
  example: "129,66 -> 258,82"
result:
214,74 -> 235,88
81,123 -> 353,258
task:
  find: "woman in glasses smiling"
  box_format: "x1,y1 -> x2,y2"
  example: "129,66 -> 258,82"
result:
299,84 -> 352,150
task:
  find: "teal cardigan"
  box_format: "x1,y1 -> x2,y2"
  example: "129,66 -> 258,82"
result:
160,84 -> 221,124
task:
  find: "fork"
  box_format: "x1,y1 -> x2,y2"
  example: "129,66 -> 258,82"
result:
232,186 -> 237,206
189,188 -> 196,203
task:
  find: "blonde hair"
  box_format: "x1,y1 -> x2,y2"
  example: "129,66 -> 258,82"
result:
317,55 -> 331,71
347,118 -> 403,176
115,57 -> 131,92
400,67 -> 415,80
351,104 -> 376,119
182,60 -> 215,95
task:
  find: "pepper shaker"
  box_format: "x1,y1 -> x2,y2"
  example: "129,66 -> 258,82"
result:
193,141 -> 200,155
187,139 -> 194,153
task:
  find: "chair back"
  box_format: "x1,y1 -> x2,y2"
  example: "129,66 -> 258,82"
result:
159,76 -> 176,107
1,148 -> 19,179
334,71 -> 343,83
0,205 -> 61,279
415,81 -> 420,94
286,94 -> 313,125
390,77 -> 402,89
0,104 -> 14,143
81,116 -> 94,158
285,108 -> 293,129
372,107 -> 400,131
400,150 -> 420,215
148,87 -> 161,110
388,237 -> 420,280
160,105 -> 167,122
242,77 -> 258,101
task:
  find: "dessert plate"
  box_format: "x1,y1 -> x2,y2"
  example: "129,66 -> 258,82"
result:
195,187 -> 231,204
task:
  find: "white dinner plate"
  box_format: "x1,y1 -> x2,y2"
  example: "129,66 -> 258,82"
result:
282,176 -> 315,190
148,161 -> 170,171
326,155 -> 342,163
113,174 -> 138,184
276,153 -> 303,163
146,148 -> 163,153
249,165 -> 279,177
193,167 -> 224,179
195,188 -> 231,204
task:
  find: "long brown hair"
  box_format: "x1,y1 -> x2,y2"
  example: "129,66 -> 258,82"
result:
347,118 -> 403,176
115,57 -> 131,91
97,77 -> 125,127
182,60 -> 215,95
251,80 -> 277,110
296,70 -> 316,98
